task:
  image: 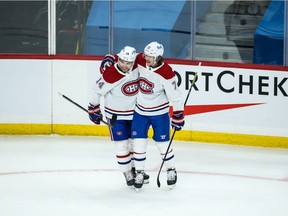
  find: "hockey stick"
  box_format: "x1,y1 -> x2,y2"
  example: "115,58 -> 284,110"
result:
58,92 -> 117,127
157,69 -> 199,188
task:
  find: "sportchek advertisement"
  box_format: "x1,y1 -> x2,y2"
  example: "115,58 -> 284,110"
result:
0,58 -> 287,139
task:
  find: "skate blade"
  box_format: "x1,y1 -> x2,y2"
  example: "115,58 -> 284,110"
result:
134,187 -> 141,192
143,179 -> 149,184
168,184 -> 176,190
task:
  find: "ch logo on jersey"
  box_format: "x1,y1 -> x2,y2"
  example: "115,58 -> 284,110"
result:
139,77 -> 154,94
122,80 -> 139,96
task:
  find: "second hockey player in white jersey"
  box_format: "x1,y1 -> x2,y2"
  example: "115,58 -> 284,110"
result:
132,42 -> 185,189
88,46 -> 149,186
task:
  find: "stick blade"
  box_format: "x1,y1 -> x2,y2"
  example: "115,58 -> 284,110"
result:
156,171 -> 161,188
157,179 -> 161,188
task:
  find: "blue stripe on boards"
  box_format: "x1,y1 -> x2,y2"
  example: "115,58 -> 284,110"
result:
142,28 -> 190,35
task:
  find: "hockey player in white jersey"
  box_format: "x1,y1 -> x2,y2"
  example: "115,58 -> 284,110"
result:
88,46 -> 149,186
132,42 -> 185,189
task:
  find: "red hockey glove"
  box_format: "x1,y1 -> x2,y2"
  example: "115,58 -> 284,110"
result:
88,104 -> 103,125
171,111 -> 185,131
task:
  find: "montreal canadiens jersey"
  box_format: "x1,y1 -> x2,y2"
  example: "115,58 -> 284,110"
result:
135,53 -> 184,116
90,60 -> 139,120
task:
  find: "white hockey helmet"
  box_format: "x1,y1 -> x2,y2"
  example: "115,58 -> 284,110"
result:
117,46 -> 136,62
144,41 -> 164,61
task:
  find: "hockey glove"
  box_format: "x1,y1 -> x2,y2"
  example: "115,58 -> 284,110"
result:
88,103 -> 103,125
100,54 -> 115,73
171,111 -> 185,131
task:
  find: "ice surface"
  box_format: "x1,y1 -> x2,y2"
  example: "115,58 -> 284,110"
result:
0,135 -> 288,216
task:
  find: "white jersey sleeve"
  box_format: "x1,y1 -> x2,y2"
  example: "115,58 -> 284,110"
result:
161,76 -> 184,112
90,74 -> 118,105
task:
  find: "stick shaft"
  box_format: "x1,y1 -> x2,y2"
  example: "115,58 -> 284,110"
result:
62,94 -> 88,113
59,93 -> 113,126
157,71 -> 198,187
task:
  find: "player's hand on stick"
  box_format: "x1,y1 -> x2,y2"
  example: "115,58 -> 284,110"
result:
88,103 -> 103,125
171,111 -> 185,131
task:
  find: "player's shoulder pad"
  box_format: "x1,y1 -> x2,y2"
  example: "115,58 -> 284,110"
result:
135,53 -> 146,67
155,63 -> 175,80
114,54 -> 119,62
102,66 -> 125,84
132,63 -> 138,71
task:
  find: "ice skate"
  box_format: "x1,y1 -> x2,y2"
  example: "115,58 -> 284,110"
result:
123,171 -> 134,186
131,167 -> 150,184
167,168 -> 177,189
134,170 -> 144,190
